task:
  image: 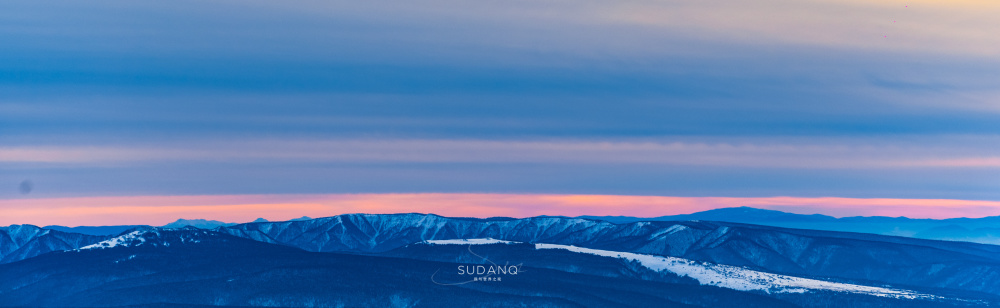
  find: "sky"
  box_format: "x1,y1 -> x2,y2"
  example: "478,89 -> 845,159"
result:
2,0 -> 1000,225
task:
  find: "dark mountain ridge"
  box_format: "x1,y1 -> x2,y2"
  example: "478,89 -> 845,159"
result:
42,225 -> 148,236
581,207 -> 1000,245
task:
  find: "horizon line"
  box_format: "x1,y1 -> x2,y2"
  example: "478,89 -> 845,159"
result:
5,193 -> 1000,226
20,206 -> 1000,229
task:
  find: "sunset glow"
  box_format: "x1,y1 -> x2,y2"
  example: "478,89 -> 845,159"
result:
4,0 -> 1000,224
6,194 -> 1000,226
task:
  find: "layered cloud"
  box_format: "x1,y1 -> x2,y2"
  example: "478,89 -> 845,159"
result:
232,0 -> 1000,57
3,138 -> 1000,169
607,0 -> 1000,56
3,0 -> 999,213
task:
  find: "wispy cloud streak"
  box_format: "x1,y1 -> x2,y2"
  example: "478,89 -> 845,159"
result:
3,138 -> 999,169
606,0 -> 1000,56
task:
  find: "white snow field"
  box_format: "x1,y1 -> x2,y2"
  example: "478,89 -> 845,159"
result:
424,238 -> 515,245
422,238 -> 938,300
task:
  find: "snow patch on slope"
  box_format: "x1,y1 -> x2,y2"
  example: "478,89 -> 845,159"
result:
535,243 -> 938,300
77,228 -> 210,250
418,238 -> 939,300
424,238 -> 514,245
650,224 -> 688,238
80,230 -> 147,250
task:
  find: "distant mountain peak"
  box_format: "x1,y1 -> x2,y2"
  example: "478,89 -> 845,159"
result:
162,218 -> 235,229
673,206 -> 834,219
42,224 -> 149,236
251,218 -> 269,223
579,207 -> 837,224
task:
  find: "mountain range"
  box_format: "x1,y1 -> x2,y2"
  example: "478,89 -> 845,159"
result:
43,216 -> 314,235
215,213 -> 1000,295
0,224 -> 105,263
43,206 -> 1000,246
5,211 -> 1000,306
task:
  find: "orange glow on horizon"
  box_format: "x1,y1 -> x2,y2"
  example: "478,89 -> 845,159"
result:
3,194 -> 1000,226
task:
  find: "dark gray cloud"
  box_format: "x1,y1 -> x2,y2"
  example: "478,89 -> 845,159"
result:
18,180 -> 32,194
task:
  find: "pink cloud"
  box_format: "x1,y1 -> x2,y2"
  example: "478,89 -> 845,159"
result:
4,194 -> 1000,226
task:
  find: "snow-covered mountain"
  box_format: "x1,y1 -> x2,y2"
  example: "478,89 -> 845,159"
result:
7,213 -> 1000,303
0,224 -> 105,263
216,213 -> 1000,294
